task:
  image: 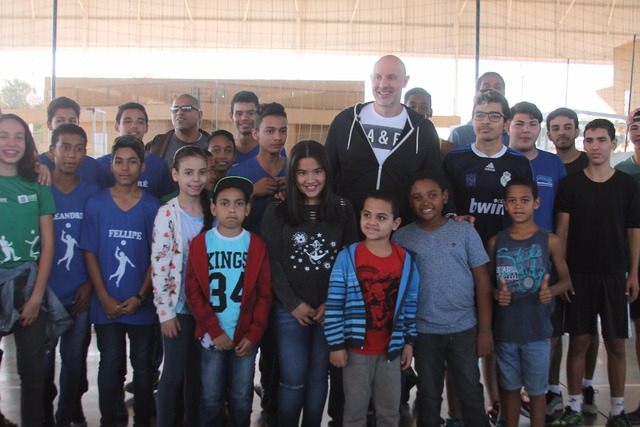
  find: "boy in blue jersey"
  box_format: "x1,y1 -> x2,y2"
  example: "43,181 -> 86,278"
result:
507,102 -> 566,232
185,176 -> 272,427
40,96 -> 109,188
80,135 -> 160,427
97,102 -> 174,199
44,124 -> 100,427
228,102 -> 287,236
325,190 -> 418,427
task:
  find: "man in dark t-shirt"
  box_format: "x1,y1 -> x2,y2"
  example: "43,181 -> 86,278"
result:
146,93 -> 210,166
546,108 -> 588,175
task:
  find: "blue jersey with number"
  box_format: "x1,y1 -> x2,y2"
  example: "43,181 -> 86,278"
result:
205,227 -> 250,339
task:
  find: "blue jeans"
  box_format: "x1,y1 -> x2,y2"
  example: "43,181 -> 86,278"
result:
275,304 -> 329,427
44,309 -> 89,426
95,323 -> 155,427
200,345 -> 257,427
414,328 -> 489,427
156,314 -> 201,427
11,276 -> 46,427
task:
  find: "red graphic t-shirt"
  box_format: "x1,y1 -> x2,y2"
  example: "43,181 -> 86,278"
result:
352,242 -> 405,355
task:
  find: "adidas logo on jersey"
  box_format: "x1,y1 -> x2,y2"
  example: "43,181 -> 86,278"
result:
484,162 -> 496,172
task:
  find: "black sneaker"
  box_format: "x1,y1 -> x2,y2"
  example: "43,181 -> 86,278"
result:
581,386 -> 598,415
607,412 -> 632,427
551,406 -> 584,426
487,400 -> 499,425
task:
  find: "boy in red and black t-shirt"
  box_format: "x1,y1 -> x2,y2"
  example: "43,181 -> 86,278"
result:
325,190 -> 419,427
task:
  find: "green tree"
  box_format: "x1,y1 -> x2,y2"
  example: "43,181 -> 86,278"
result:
0,79 -> 40,108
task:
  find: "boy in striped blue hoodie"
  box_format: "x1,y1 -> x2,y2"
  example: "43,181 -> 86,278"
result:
325,190 -> 419,427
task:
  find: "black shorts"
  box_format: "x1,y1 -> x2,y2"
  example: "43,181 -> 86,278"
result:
564,271 -> 630,339
550,297 -> 565,337
631,269 -> 640,320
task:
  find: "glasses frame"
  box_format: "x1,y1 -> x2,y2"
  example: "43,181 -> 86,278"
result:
473,111 -> 506,122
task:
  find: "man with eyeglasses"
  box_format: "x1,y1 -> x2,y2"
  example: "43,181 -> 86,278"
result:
147,93 -> 210,166
450,72 -> 510,149
443,89 -> 532,245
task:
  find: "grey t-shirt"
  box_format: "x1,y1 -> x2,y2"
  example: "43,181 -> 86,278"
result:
163,132 -> 208,166
392,220 -> 488,334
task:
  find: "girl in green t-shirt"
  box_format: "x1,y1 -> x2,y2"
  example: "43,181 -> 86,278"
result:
0,113 -> 56,427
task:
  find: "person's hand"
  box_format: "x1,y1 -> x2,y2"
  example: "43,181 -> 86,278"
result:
235,338 -> 254,357
330,350 -> 347,368
477,330 -> 494,358
100,295 -> 122,320
36,163 -> 52,186
561,285 -> 575,303
252,177 -> 279,197
69,282 -> 92,315
626,273 -> 639,304
160,317 -> 181,339
497,279 -> 511,306
213,333 -> 234,351
312,303 -> 326,325
452,214 -> 475,225
19,294 -> 42,326
117,297 -> 140,316
291,302 -> 317,326
400,345 -> 413,370
539,274 -> 552,304
275,176 -> 287,195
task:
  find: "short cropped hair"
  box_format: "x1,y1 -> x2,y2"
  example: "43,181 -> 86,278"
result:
510,101 -> 542,124
230,91 -> 259,112
505,176 -> 539,199
116,102 -> 148,124
112,135 -> 145,163
403,88 -> 432,105
255,102 -> 287,130
208,129 -> 236,149
476,72 -> 506,92
584,118 -> 616,141
51,124 -> 87,147
546,108 -> 579,130
363,189 -> 401,219
47,96 -> 80,122
472,89 -> 510,119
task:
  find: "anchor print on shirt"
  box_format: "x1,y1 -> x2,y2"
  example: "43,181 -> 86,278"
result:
290,231 -> 337,271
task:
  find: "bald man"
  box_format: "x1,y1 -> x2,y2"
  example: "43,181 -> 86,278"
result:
325,55 -> 442,221
147,93 -> 210,165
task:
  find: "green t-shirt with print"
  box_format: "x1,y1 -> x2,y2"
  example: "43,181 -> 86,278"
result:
0,175 -> 56,269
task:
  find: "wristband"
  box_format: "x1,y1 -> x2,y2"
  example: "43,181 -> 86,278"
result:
134,293 -> 145,306
479,327 -> 492,333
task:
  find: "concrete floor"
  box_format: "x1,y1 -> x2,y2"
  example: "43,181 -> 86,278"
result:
1,331 -> 640,426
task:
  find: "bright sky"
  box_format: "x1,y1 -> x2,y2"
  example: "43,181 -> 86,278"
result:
0,49 -> 617,125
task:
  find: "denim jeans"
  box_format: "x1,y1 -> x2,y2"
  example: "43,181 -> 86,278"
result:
200,345 -> 257,427
44,309 -> 89,426
11,275 -> 47,427
275,303 -> 329,427
95,323 -> 155,427
156,314 -> 201,427
414,327 -> 489,427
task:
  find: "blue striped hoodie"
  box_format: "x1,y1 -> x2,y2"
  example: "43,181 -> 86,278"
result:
324,241 -> 419,361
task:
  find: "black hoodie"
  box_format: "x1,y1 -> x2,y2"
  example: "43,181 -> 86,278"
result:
325,102 -> 443,220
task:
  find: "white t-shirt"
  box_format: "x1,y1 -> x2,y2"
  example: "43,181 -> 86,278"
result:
359,103 -> 408,165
